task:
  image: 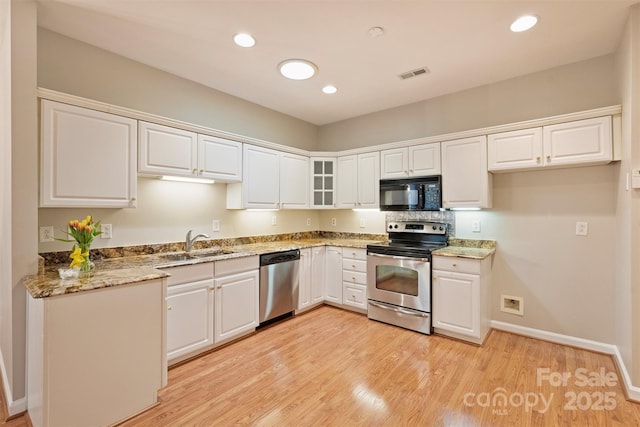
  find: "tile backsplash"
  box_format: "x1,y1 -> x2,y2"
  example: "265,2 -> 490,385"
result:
385,211 -> 456,237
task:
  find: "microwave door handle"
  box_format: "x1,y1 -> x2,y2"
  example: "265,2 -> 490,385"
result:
417,184 -> 425,209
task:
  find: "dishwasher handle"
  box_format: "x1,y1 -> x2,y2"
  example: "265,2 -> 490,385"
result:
260,249 -> 300,266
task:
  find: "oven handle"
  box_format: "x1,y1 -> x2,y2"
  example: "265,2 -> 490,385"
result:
368,300 -> 430,318
367,252 -> 430,263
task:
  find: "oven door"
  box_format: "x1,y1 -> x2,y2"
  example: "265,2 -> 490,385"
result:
366,253 -> 431,312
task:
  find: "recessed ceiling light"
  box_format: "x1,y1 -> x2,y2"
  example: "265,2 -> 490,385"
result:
322,85 -> 337,94
510,15 -> 538,32
278,59 -> 317,80
368,26 -> 385,38
234,33 -> 256,47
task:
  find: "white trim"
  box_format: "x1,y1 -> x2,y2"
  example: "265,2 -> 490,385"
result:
0,348 -> 27,415
491,320 -> 640,402
37,87 -> 621,158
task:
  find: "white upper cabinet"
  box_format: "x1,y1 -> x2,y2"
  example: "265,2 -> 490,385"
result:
138,121 -> 198,177
227,144 -> 308,209
441,136 -> 492,209
543,116 -> 612,168
488,116 -> 612,172
40,100 -> 138,208
381,143 -> 441,179
280,152 -> 309,209
197,135 -> 242,181
310,157 -> 336,209
488,127 -> 543,171
337,152 -> 380,209
139,121 -> 242,182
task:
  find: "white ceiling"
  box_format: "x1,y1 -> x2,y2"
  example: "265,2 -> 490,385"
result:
37,0 -> 635,126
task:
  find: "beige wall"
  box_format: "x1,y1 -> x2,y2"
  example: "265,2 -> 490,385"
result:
1,0 -> 38,411
615,4 -> 640,386
318,55 -> 618,150
37,29 -> 318,151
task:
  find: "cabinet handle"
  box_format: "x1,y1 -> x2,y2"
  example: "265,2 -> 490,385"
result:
167,305 -> 172,311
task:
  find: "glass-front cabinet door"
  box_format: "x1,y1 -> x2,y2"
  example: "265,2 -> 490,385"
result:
309,157 -> 336,208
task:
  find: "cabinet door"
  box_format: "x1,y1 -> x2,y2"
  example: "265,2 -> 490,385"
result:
298,248 -> 312,310
280,152 -> 309,209
214,269 -> 259,343
324,246 -> 343,304
166,279 -> 214,361
543,116 -> 612,168
336,155 -> 358,208
242,144 -> 280,209
441,136 -> 492,208
138,121 -> 198,177
310,158 -> 336,209
488,127 -> 543,172
409,143 -> 441,176
357,152 -> 380,208
40,100 -> 138,208
311,246 -> 326,304
432,270 -> 480,338
197,135 -> 242,182
380,148 -> 409,179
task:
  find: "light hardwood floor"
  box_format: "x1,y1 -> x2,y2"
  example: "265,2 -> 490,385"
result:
118,305 -> 640,426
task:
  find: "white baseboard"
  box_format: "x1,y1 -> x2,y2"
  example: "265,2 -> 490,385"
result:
491,320 -> 640,402
0,349 -> 27,416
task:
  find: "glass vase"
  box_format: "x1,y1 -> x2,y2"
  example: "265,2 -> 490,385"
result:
78,243 -> 95,278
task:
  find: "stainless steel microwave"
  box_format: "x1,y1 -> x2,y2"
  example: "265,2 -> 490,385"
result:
379,176 -> 442,211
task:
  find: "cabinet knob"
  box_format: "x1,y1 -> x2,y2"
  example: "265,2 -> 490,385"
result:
199,169 -> 204,175
352,276 -> 356,281
130,197 -> 137,201
167,305 -> 172,311
546,155 -> 551,161
352,264 -> 356,268
536,156 -> 541,162
452,263 -> 457,267
192,168 -> 198,175
217,285 -> 222,290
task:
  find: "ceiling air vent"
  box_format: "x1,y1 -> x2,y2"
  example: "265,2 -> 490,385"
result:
399,67 -> 431,80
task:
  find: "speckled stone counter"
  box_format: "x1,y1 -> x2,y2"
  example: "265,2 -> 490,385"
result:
433,238 -> 496,260
27,235 -> 385,299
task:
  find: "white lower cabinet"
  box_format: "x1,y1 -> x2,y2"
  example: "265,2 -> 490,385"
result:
432,255 -> 492,344
310,246 -> 326,305
163,263 -> 215,364
214,269 -> 259,343
298,248 -> 312,311
324,246 -> 343,304
298,246 -> 327,312
341,248 -> 367,311
164,257 -> 258,364
214,256 -> 260,344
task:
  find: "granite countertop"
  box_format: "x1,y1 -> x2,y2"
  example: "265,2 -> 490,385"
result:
433,238 -> 496,260
25,238 -> 384,299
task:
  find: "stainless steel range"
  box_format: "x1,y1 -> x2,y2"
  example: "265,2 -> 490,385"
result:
366,221 -> 448,334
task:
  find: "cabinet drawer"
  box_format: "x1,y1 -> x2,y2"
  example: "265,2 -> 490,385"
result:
215,255 -> 259,277
343,270 -> 367,285
342,248 -> 367,261
342,258 -> 366,273
163,263 -> 214,286
342,283 -> 366,309
432,256 -> 480,274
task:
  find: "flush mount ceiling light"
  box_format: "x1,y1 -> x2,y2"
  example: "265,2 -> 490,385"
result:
322,85 -> 337,94
368,26 -> 385,38
278,59 -> 317,80
510,15 -> 538,32
233,33 -> 256,47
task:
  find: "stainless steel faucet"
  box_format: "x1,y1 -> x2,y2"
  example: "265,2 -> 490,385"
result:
185,230 -> 210,253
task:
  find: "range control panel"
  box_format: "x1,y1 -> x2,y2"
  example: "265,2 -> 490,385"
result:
387,221 -> 447,235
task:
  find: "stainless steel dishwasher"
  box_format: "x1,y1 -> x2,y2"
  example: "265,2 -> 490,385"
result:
259,249 -> 300,325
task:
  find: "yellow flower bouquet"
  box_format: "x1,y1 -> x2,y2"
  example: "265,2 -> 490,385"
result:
56,215 -> 102,275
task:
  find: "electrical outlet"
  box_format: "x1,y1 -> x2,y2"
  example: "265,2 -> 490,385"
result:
100,224 -> 112,239
331,218 -> 337,226
500,295 -> 524,316
576,221 -> 588,236
359,218 -> 366,228
306,218 -> 311,226
471,220 -> 481,233
271,215 -> 277,226
212,220 -> 220,232
39,226 -> 54,242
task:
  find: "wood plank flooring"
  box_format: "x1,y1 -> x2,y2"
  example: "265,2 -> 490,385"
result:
119,305 -> 640,426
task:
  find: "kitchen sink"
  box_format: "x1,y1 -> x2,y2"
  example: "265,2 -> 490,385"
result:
159,248 -> 234,261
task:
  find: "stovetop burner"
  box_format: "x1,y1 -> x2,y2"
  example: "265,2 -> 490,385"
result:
367,221 -> 449,258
